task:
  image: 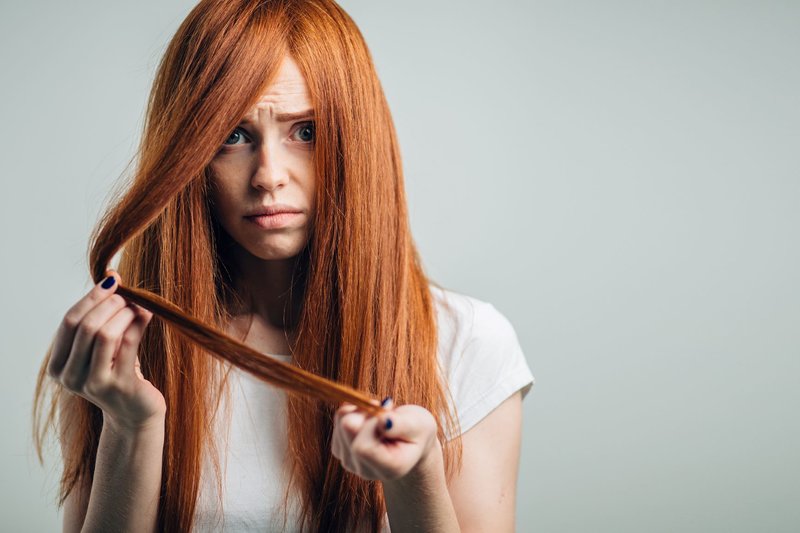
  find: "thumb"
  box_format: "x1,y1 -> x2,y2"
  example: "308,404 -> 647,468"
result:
103,269 -> 123,287
376,404 -> 433,442
134,357 -> 144,380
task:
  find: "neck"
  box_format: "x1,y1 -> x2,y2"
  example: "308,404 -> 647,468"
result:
229,245 -> 305,330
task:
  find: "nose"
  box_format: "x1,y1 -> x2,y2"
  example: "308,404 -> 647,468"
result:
250,141 -> 290,192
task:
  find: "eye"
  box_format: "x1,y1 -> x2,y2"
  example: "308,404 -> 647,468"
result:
223,127 -> 251,146
292,121 -> 315,143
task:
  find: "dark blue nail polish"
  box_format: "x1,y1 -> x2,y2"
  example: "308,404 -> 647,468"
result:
101,276 -> 115,289
385,418 -> 392,430
381,396 -> 392,407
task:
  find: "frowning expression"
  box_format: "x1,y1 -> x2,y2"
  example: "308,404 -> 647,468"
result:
208,54 -> 316,261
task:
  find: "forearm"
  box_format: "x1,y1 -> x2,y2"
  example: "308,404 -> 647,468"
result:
80,415 -> 165,533
382,441 -> 460,533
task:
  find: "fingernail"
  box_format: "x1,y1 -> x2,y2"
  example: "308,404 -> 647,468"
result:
381,396 -> 392,407
101,276 -> 116,289
384,418 -> 393,431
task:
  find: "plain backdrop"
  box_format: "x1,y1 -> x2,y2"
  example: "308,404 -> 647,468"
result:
1,1 -> 798,531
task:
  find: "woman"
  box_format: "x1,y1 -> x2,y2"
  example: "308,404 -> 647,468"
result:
32,0 -> 535,531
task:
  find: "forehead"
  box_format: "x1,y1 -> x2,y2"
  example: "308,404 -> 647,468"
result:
242,55 -> 312,120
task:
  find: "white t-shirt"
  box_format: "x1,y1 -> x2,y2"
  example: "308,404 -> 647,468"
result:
193,285 -> 535,531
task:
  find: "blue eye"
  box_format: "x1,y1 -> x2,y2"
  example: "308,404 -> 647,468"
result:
293,121 -> 315,143
224,127 -> 250,146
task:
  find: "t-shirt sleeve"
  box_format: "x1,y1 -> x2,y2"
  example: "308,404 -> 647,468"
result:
442,301 -> 535,441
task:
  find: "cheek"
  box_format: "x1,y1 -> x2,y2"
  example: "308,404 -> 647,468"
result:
208,165 -> 243,217
302,164 -> 317,208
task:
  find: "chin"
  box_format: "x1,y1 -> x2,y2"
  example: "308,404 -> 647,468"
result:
251,250 -> 303,261
244,239 -> 308,261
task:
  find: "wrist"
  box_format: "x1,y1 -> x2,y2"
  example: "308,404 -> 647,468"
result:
103,411 -> 166,439
382,439 -> 460,532
384,437 -> 445,492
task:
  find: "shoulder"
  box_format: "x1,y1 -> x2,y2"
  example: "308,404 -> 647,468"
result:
430,284 -> 518,343
428,284 -> 535,440
429,283 -> 524,366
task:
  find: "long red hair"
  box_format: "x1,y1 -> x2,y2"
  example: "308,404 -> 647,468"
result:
32,0 -> 462,531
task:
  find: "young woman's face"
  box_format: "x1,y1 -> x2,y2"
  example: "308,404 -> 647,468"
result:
208,54 -> 316,261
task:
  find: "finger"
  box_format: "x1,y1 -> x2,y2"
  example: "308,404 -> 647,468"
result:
48,271 -> 121,378
334,403 -> 359,436
375,406 -> 432,443
60,293 -> 128,391
340,409 -> 368,445
134,357 -> 144,380
349,416 -> 387,472
129,302 -> 153,321
112,305 -> 153,380
334,402 -> 358,426
332,407 -> 354,461
331,419 -> 343,460
86,304 -> 138,388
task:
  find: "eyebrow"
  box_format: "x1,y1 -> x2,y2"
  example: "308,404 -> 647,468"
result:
240,108 -> 315,125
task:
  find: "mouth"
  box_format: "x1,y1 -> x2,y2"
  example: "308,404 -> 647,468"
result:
245,204 -> 303,217
245,212 -> 303,229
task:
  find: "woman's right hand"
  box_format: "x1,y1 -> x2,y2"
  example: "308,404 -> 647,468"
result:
47,270 -> 166,432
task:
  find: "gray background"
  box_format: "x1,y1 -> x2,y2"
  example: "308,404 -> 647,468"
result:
1,1 -> 798,531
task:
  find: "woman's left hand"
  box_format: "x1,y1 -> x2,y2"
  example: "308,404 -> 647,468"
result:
331,398 -> 441,482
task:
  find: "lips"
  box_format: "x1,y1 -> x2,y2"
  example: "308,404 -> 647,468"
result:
245,203 -> 302,217
243,203 -> 304,230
